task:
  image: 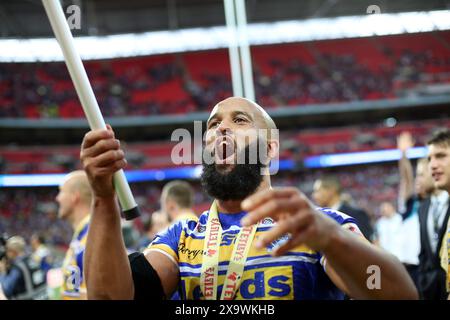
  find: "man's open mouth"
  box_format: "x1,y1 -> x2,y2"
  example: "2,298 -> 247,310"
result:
214,136 -> 236,165
432,171 -> 443,181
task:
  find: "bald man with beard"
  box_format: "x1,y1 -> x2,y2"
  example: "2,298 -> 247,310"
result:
56,170 -> 92,300
81,97 -> 417,300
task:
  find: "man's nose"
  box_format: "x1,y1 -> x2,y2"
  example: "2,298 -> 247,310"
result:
216,120 -> 232,136
429,158 -> 437,170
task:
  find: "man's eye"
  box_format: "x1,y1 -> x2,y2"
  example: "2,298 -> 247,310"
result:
235,118 -> 246,123
209,121 -> 219,128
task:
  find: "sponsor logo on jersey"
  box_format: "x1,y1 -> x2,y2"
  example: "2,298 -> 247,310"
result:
183,267 -> 293,300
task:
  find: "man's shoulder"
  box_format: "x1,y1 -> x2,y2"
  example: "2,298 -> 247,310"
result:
173,211 -> 206,231
9,259 -> 27,278
317,207 -> 356,225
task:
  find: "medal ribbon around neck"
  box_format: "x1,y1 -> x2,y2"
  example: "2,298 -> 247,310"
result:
200,200 -> 258,300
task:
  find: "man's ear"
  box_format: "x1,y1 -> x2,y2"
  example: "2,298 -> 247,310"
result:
166,198 -> 177,213
71,191 -> 80,206
267,138 -> 279,162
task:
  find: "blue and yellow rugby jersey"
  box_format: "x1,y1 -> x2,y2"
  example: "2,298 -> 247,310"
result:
171,212 -> 198,301
148,207 -> 363,300
61,215 -> 90,300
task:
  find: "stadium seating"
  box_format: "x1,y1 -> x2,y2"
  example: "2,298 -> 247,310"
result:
1,31 -> 449,118
1,117 -> 448,174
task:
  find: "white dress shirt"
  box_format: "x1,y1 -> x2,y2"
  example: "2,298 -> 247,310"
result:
399,211 -> 421,265
427,191 -> 449,253
376,213 -> 403,259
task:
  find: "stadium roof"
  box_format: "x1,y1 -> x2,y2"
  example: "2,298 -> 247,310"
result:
1,0 -> 449,38
2,9 -> 450,62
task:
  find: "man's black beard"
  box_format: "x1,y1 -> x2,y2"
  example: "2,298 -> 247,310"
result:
200,143 -> 265,202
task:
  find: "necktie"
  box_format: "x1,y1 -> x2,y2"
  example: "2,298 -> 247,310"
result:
431,200 -> 442,243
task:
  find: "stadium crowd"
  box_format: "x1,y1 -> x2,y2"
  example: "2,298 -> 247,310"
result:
1,117 -> 449,174
1,32 -> 449,119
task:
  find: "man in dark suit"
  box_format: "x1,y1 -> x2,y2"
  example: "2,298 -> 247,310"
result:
395,131 -> 449,300
312,177 -> 374,242
423,130 -> 450,300
393,153 -> 448,300
417,194 -> 449,299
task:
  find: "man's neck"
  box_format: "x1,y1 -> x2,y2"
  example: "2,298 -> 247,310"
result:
217,176 -> 271,213
12,254 -> 24,262
173,208 -> 195,219
70,206 -> 90,230
431,189 -> 444,198
216,199 -> 244,214
328,195 -> 341,209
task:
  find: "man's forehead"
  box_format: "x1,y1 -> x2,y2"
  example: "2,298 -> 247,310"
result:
209,99 -> 256,119
429,145 -> 446,159
60,171 -> 87,187
60,176 -> 73,189
429,144 -> 450,152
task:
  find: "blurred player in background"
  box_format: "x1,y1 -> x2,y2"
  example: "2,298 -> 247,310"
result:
56,170 -> 92,300
137,210 -> 170,252
0,236 -> 47,299
312,177 -> 374,242
159,180 -> 197,300
121,220 -> 140,253
375,202 -> 403,257
0,283 -> 6,300
30,233 -> 53,275
81,97 -> 417,300
161,180 -> 197,222
137,215 -> 153,252
427,130 -> 450,299
137,180 -> 195,252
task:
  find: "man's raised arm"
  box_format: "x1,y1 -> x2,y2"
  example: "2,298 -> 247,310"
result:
81,126 -> 133,299
81,125 -> 179,300
397,132 -> 415,208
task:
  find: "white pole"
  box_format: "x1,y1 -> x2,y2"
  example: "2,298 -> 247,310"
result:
42,0 -> 139,220
224,0 -> 244,97
235,0 -> 255,101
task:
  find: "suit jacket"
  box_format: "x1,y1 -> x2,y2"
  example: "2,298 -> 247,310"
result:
338,203 -> 374,242
418,197 -> 450,300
